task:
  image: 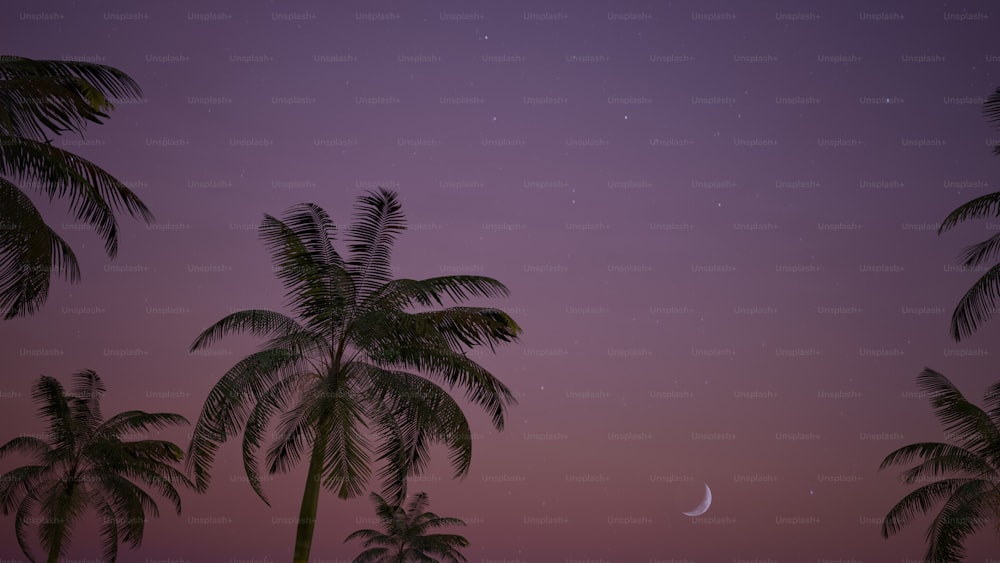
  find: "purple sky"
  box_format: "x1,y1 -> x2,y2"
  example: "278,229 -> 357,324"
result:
4,0 -> 1000,560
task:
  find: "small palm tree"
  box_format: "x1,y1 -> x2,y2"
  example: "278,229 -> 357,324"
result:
186,189 -> 521,563
0,55 -> 153,319
346,491 -> 469,562
879,368 -> 1000,561
0,370 -> 192,563
938,86 -> 1000,340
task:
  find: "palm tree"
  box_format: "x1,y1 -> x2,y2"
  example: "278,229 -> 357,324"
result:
345,491 -> 469,562
0,370 -> 192,562
938,86 -> 1000,340
0,55 -> 153,319
185,189 -> 521,563
879,368 -> 1000,561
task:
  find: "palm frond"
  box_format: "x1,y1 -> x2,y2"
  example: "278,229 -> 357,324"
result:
259,210 -> 354,332
408,308 -> 521,351
0,56 -> 142,98
0,135 -> 154,241
0,465 -> 49,514
92,495 -> 122,562
412,533 -> 470,562
361,276 -> 512,311
106,463 -> 187,516
917,368 -> 1000,452
946,263 -> 1000,341
390,344 -> 515,429
881,478 -> 975,538
982,379 -> 1000,427
368,404 -> 414,505
880,441 -> 993,481
95,411 -> 189,442
343,526 -> 387,544
405,491 -> 430,520
241,373 -> 304,504
31,375 -> 74,454
0,56 -> 142,140
0,75 -> 107,140
185,347 -> 298,491
190,308 -> 304,351
939,191 -> 1000,234
959,232 -> 1000,269
93,472 -> 160,521
421,518 -> 468,531
37,476 -> 88,561
318,387 -> 371,499
13,492 -> 38,563
899,454 -> 996,484
355,307 -> 519,359
264,400 -> 315,479
924,480 -> 993,562
984,87 -> 1000,155
69,369 -> 104,435
364,366 -> 474,502
346,188 -> 406,301
0,177 -> 82,319
351,547 -> 390,562
367,491 -> 400,526
276,202 -> 345,270
0,436 -> 51,460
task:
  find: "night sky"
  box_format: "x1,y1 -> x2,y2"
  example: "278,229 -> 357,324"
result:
4,1 -> 1000,560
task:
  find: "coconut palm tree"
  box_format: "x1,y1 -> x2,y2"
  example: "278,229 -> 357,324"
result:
0,370 -> 192,562
185,189 -> 521,563
938,86 -> 1000,341
346,491 -> 469,562
0,55 -> 153,319
879,368 -> 1000,561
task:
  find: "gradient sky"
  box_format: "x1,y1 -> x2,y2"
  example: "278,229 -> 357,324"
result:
4,0 -> 1000,561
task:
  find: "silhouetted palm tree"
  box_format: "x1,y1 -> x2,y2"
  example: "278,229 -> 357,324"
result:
880,368 -> 1000,561
346,491 -> 469,563
185,189 -> 521,563
0,55 -> 153,319
0,370 -> 192,562
938,86 -> 1000,340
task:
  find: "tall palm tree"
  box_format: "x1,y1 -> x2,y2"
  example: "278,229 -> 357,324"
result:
0,55 -> 153,319
879,368 -> 1000,561
0,370 -> 192,563
345,491 -> 469,562
186,189 -> 521,563
938,86 -> 1000,340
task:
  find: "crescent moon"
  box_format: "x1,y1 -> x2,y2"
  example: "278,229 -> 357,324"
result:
682,483 -> 712,517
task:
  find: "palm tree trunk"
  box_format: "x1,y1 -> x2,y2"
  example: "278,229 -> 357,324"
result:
292,426 -> 327,563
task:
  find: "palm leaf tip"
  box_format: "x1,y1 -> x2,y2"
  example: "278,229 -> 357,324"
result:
984,87 -> 1000,130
